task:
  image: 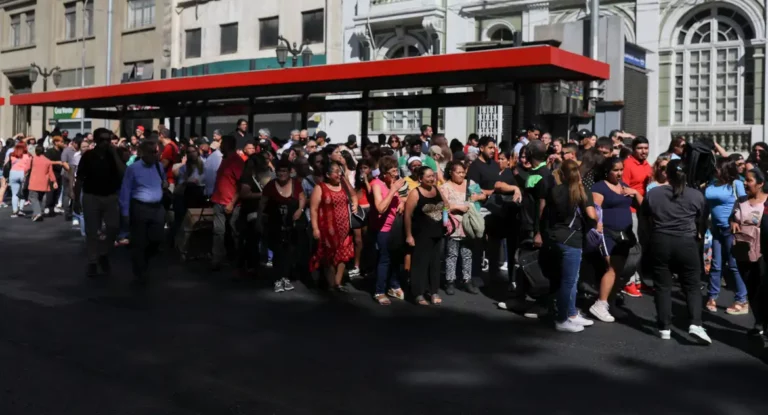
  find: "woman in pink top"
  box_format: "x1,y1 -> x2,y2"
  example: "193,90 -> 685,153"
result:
27,146 -> 58,222
6,143 -> 31,217
370,156 -> 406,305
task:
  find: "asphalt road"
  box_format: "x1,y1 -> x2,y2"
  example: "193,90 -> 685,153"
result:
1,211 -> 767,415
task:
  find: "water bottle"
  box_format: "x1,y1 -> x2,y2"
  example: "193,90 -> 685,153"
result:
442,207 -> 449,226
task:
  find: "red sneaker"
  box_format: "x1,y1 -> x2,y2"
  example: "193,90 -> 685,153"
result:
622,283 -> 642,298
636,282 -> 653,293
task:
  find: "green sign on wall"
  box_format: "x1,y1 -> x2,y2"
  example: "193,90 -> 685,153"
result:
54,107 -> 83,120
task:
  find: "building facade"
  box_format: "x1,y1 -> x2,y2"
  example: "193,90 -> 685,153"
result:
329,0 -> 767,158
0,0 -> 171,138
170,0 -> 343,139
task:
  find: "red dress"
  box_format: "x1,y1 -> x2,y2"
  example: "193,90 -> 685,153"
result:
310,183 -> 354,271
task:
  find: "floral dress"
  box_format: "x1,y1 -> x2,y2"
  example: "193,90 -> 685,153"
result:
310,183 -> 355,271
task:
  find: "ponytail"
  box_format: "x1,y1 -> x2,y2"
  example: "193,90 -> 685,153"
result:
666,159 -> 687,199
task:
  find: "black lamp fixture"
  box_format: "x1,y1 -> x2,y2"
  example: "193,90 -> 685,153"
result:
276,35 -> 312,68
29,63 -> 62,133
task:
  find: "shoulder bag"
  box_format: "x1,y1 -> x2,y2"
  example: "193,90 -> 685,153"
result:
154,162 -> 173,210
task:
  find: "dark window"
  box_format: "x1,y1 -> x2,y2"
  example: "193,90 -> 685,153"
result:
186,28 -> 201,58
220,23 -> 238,54
259,16 -> 279,49
301,9 -> 324,44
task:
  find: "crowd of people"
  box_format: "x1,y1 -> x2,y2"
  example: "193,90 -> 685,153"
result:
2,121 -> 768,346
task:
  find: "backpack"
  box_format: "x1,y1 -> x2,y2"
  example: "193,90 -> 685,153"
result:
681,138 -> 716,188
732,200 -> 764,262
462,204 -> 485,239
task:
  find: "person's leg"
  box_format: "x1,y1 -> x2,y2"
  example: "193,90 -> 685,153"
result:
758,258 -> 768,330
100,195 -> 120,261
739,261 -> 762,328
708,228 -> 724,301
29,191 -> 41,217
651,234 -> 674,330
428,238 -> 444,295
227,206 -> 243,269
129,202 -> 149,277
721,230 -> 748,303
211,204 -> 227,267
409,235 -> 432,297
375,231 -> 391,295
61,176 -> 72,219
459,240 -> 473,283
556,243 -> 582,322
353,228 -> 363,270
445,238 -> 459,284
0,177 -> 8,206
143,205 -> 166,273
675,237 -> 703,327
9,171 -> 22,213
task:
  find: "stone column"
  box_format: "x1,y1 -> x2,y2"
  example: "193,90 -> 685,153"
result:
442,4 -> 472,140
636,0 -> 661,158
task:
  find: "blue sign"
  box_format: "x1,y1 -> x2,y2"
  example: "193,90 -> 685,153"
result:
624,44 -> 646,69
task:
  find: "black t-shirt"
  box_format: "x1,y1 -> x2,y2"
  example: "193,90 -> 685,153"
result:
45,147 -> 63,177
521,164 -> 553,233
76,148 -> 122,196
545,184 -> 594,248
239,159 -> 269,214
233,131 -> 254,150
641,186 -> 705,237
466,157 -> 501,190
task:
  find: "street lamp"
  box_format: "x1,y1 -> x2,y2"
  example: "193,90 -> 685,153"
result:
275,35 -> 313,68
29,63 -> 61,134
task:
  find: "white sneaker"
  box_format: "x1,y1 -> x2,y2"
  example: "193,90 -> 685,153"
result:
273,280 -> 285,293
72,219 -> 80,226
348,267 -> 361,279
44,208 -> 50,215
571,312 -> 594,327
556,319 -> 585,333
54,207 -> 64,214
589,301 -> 616,323
660,329 -> 671,340
500,262 -> 508,271
689,325 -> 712,344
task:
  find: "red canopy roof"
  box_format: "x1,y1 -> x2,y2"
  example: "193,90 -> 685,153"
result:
10,45 -> 609,110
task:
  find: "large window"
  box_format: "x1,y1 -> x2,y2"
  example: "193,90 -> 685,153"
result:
127,0 -> 155,29
384,45 -> 424,132
220,23 -> 238,55
259,16 -> 279,49
58,67 -> 95,89
186,29 -> 202,58
64,3 -> 76,39
122,61 -> 154,82
85,1 -> 94,36
489,27 -> 514,41
673,7 -> 754,124
26,12 -> 35,44
10,14 -> 20,47
301,9 -> 324,44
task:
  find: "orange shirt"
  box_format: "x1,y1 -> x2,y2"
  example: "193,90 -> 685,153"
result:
28,155 -> 57,192
622,155 -> 652,212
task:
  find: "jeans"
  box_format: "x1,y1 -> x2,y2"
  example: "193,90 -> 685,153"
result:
556,243 -> 582,322
29,191 -> 44,216
651,233 -> 702,330
9,170 -> 25,212
82,193 -> 120,264
212,204 -> 241,266
709,226 -> 748,302
375,231 -> 401,295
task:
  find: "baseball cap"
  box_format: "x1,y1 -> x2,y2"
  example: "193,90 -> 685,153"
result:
196,137 -> 210,146
315,130 -> 327,139
577,129 -> 593,140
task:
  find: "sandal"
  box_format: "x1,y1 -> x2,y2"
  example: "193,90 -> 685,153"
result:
415,295 -> 429,306
726,301 -> 749,315
374,294 -> 391,306
705,298 -> 717,313
387,288 -> 405,301
431,294 -> 442,306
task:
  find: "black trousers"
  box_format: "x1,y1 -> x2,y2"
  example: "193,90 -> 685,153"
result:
411,235 -> 443,296
62,175 -> 72,219
45,175 -> 62,211
737,259 -> 768,330
651,233 -> 703,330
129,200 -> 165,278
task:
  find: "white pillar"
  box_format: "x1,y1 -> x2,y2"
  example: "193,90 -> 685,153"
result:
522,2 -> 550,42
443,3 -> 472,141
636,0 -> 661,158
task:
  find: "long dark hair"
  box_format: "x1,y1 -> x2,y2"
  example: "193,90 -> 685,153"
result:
580,148 -> 605,178
666,159 -> 687,199
715,156 -> 740,186
559,159 -> 586,208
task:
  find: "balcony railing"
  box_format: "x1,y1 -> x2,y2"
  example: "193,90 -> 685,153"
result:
671,130 -> 752,153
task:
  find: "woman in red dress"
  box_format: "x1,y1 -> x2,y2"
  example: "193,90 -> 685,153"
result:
310,160 -> 355,292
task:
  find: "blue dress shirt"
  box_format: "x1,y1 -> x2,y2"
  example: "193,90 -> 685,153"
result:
203,150 -> 223,197
119,160 -> 164,217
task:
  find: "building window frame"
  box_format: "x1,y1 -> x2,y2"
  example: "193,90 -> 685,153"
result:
127,0 -> 155,30
671,7 -> 752,126
301,9 -> 324,44
220,22 -> 238,55
64,2 -> 77,40
26,11 -> 35,45
259,16 -> 279,50
185,28 -> 202,59
10,13 -> 21,47
84,1 -> 94,36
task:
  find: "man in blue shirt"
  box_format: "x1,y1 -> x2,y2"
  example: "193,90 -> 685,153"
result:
119,140 -> 166,284
203,145 -> 223,197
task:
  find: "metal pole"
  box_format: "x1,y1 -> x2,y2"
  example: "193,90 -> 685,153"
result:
589,0 -> 600,102
42,77 -> 47,135
105,0 -> 114,128
81,0 -> 88,134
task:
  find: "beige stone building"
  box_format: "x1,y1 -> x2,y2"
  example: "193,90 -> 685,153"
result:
0,0 -> 171,138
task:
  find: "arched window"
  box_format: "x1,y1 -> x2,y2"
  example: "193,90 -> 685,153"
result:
386,45 -> 420,59
673,7 -> 753,124
489,27 -> 514,42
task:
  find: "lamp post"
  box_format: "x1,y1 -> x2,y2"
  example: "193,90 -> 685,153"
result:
275,35 -> 314,68
29,63 -> 61,135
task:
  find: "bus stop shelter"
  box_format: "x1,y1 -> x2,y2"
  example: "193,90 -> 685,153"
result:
10,45 -> 609,141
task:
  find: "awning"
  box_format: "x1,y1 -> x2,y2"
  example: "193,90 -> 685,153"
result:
10,45 -> 609,110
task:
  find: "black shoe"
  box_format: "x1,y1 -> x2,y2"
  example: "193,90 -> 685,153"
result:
445,282 -> 456,296
98,256 -> 111,276
87,264 -> 99,278
464,280 -> 480,295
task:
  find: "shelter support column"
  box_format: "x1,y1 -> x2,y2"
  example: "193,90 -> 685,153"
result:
300,95 -> 309,130
248,98 -> 255,135
179,105 -> 186,141
361,91 -> 369,143
430,87 -> 439,134
201,100 -> 208,137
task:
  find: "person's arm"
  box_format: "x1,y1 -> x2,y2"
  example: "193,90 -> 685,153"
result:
108,146 -> 126,176
341,173 -> 358,212
293,182 -> 306,221
373,181 -> 400,214
118,166 -> 134,218
714,141 -> 729,157
47,163 -> 57,188
239,183 -> 262,200
404,189 -> 418,246
533,197 -> 547,248
310,184 -> 322,239
494,182 -> 523,203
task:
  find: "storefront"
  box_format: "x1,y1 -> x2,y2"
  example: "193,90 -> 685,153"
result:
52,107 -> 91,135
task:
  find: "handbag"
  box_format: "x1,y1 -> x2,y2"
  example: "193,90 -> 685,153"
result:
341,182 -> 367,229
154,162 -> 173,210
